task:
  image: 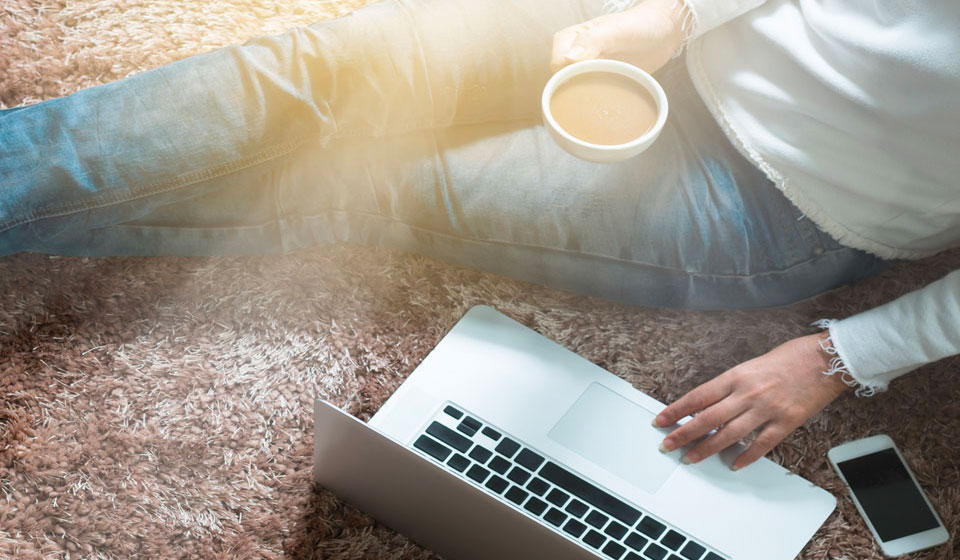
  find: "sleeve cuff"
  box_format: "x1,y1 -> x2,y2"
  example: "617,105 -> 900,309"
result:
602,0 -> 766,42
682,0 -> 766,38
813,319 -> 912,397
810,269 -> 960,397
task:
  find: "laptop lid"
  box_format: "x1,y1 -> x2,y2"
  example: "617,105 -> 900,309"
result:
312,398 -> 600,559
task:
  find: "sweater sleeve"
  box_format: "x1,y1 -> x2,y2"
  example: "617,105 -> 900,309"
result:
602,0 -> 766,39
820,270 -> 960,395
683,0 -> 766,38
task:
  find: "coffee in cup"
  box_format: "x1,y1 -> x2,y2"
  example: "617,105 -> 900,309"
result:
549,72 -> 658,146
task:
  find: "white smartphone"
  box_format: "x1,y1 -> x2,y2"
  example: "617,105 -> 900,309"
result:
828,434 -> 949,557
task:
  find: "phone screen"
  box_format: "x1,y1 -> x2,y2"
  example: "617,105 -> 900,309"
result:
836,448 -> 940,541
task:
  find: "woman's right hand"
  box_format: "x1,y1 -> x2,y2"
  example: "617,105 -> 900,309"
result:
551,0 -> 687,74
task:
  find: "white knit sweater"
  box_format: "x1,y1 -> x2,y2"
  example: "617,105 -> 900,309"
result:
608,0 -> 960,393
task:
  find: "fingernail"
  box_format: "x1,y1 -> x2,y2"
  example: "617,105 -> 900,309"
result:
681,454 -> 695,465
651,417 -> 661,428
565,45 -> 586,60
659,439 -> 674,453
731,464 -> 741,471
658,442 -> 669,453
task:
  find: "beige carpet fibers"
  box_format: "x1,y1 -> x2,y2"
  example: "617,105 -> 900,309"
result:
1,1 -> 958,558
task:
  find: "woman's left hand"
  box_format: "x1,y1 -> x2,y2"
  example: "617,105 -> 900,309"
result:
653,333 -> 850,470
551,0 -> 686,74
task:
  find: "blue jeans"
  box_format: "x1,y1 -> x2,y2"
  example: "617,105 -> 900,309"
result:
0,0 -> 885,309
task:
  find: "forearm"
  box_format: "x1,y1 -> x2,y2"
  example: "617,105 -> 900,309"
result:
818,270 -> 960,394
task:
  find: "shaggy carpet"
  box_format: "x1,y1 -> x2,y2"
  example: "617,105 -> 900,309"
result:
1,1 -> 957,559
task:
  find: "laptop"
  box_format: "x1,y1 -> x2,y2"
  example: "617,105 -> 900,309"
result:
313,305 -> 836,560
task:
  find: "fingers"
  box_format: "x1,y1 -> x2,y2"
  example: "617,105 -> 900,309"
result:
659,394 -> 746,453
550,25 -> 602,73
680,411 -> 761,465
550,27 -> 577,73
732,423 -> 793,470
653,374 -> 732,428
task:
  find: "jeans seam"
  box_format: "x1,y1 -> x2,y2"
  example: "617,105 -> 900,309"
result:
0,136 -> 311,234
771,188 -> 801,266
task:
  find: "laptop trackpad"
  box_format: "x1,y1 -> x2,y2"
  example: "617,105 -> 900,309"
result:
548,383 -> 679,495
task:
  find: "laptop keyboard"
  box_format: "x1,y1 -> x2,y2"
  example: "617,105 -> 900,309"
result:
412,404 -> 728,560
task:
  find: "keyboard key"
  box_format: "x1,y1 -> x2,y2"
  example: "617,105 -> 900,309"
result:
544,507 -> 568,527
703,554 -> 724,560
413,435 -> 451,462
583,529 -> 606,549
443,405 -> 463,419
457,420 -> 478,437
462,416 -> 482,431
505,486 -> 528,506
625,554 -> 643,560
495,438 -> 521,458
468,445 -> 493,464
586,510 -> 609,529
563,518 -> 588,538
482,427 -> 502,440
680,542 -> 706,560
644,542 -> 668,560
540,462 -> 641,525
546,488 -> 570,507
565,499 -> 589,518
605,521 -> 628,540
668,556 -> 684,560
489,456 -> 511,474
485,475 -> 509,494
637,516 -> 667,539
625,532 -> 649,551
466,464 -> 490,484
507,467 -> 531,485
603,542 -> 627,559
447,453 -> 470,472
516,449 -> 545,471
524,497 -> 548,516
426,422 -> 471,453
661,530 -> 685,550
526,477 -> 550,496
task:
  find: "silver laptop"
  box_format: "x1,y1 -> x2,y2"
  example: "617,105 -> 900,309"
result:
314,305 -> 836,560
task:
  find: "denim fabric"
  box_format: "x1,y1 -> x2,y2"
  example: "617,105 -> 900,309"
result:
0,0 -> 886,309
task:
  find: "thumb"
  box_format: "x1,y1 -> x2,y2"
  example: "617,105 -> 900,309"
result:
564,29 -> 603,63
551,25 -> 603,73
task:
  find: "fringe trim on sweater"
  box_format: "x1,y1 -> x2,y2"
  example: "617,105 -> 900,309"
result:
684,40 -> 940,261
812,319 -> 882,397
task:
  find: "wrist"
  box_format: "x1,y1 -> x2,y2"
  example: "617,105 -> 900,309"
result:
659,0 -> 692,50
813,333 -> 850,396
631,0 -> 688,53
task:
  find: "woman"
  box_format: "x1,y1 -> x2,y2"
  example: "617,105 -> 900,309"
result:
1,0 -> 957,470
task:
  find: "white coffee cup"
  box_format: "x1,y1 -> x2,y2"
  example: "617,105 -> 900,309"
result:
542,59 -> 669,163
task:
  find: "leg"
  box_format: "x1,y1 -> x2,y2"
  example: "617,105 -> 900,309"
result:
50,59 -> 886,308
0,0 -> 603,255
